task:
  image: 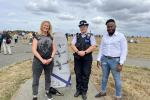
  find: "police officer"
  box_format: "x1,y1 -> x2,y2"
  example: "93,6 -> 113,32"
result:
71,20 -> 97,100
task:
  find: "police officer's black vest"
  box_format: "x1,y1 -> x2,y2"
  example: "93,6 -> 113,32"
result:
75,33 -> 92,54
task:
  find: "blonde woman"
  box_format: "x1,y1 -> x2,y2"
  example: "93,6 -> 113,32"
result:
32,21 -> 56,100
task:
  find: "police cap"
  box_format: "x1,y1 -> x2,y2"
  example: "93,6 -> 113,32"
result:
78,20 -> 89,27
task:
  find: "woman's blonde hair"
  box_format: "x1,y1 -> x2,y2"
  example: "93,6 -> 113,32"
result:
38,21 -> 53,38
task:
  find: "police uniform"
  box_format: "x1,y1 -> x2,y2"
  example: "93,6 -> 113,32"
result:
71,20 -> 97,97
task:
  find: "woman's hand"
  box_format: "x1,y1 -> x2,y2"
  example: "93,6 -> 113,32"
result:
41,59 -> 47,65
46,58 -> 53,65
78,51 -> 85,57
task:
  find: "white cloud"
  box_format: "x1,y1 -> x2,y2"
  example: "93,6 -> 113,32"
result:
68,3 -> 90,9
25,2 -> 44,15
105,9 -> 135,21
93,0 -> 150,19
92,16 -> 104,24
58,14 -> 74,20
25,0 -> 59,15
0,0 -> 150,37
25,2 -> 37,11
39,0 -> 59,13
64,0 -> 92,9
63,0 -> 92,4
8,13 -> 16,17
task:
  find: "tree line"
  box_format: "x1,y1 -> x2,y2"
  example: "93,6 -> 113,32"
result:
7,30 -> 35,34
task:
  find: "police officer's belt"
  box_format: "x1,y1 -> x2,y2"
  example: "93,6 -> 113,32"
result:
104,55 -> 120,59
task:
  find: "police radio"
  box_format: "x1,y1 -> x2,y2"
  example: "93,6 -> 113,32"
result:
76,33 -> 80,39
86,33 -> 91,40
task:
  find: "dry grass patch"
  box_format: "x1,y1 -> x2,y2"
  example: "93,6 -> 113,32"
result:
19,39 -> 30,43
20,37 -> 150,59
70,59 -> 150,100
126,38 -> 150,59
67,37 -> 150,60
0,59 -> 33,100
69,59 -> 75,77
67,37 -> 74,53
0,59 -> 45,100
1,58 -> 150,100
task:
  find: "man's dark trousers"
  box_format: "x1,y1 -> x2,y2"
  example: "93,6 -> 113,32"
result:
74,54 -> 92,94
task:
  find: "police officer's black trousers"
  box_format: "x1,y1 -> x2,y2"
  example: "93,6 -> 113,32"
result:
74,55 -> 92,94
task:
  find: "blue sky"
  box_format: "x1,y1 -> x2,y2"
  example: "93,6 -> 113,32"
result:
0,0 -> 150,37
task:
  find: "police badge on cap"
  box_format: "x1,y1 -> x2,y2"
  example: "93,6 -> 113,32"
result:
78,20 -> 89,27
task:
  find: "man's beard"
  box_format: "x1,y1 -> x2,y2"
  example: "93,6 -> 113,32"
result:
108,29 -> 115,35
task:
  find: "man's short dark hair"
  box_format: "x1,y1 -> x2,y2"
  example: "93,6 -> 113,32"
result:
105,19 -> 115,25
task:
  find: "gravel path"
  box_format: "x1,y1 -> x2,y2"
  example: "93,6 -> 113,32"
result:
0,39 -> 34,69
69,52 -> 150,68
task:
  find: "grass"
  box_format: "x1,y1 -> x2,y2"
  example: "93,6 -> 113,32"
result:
13,51 -> 24,52
2,46 -> 15,48
126,38 -> 150,59
69,59 -> 150,100
0,59 -> 33,100
10,37 -> 149,100
67,37 -> 150,60
0,59 -> 45,100
10,46 -> 15,47
0,59 -> 149,100
19,37 -> 150,59
0,60 -> 27,100
25,51 -> 32,53
19,39 -> 30,43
